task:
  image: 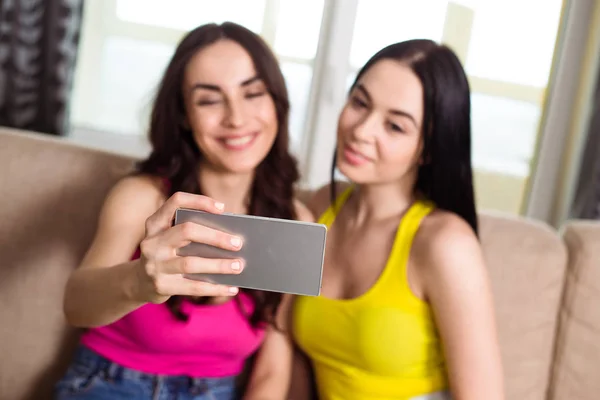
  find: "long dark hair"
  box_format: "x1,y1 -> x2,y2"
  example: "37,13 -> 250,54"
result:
331,39 -> 478,235
137,22 -> 299,326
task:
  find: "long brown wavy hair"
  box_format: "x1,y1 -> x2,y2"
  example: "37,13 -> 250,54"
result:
136,22 -> 299,327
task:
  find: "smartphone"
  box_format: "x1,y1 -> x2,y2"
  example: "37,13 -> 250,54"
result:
174,208 -> 327,296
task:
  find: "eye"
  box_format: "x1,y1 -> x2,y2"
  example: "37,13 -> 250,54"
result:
388,121 -> 405,133
350,96 -> 367,108
245,91 -> 266,99
196,98 -> 221,106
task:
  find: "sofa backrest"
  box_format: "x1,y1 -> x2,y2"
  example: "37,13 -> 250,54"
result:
478,212 -> 567,400
549,220 -> 600,400
0,127 -> 579,400
0,128 -> 135,400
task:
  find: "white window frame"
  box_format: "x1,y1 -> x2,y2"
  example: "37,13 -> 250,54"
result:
302,0 -> 557,190
71,0 -> 587,223
71,0 -> 322,154
298,0 -> 359,188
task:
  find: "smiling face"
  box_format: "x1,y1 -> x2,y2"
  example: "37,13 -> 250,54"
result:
336,59 -> 425,185
181,39 -> 278,173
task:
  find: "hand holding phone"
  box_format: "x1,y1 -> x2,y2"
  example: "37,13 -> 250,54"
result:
135,191 -> 245,304
174,209 -> 326,296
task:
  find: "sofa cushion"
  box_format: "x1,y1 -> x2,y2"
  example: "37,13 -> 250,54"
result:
479,212 -> 567,400
0,128 -> 136,400
549,220 -> 600,400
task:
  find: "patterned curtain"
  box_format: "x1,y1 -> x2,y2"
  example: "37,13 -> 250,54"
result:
0,0 -> 84,136
571,71 -> 600,220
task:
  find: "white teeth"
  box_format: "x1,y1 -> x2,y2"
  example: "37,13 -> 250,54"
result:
225,135 -> 253,147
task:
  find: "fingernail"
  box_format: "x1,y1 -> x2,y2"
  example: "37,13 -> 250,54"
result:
215,202 -> 225,210
230,237 -> 242,248
231,261 -> 241,271
229,287 -> 239,294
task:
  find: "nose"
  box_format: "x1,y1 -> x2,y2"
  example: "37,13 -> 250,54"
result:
351,112 -> 378,143
224,97 -> 246,128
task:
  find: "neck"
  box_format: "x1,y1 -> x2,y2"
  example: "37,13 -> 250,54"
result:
198,164 -> 255,214
350,176 -> 415,224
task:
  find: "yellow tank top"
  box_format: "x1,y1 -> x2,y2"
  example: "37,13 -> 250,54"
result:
293,186 -> 449,400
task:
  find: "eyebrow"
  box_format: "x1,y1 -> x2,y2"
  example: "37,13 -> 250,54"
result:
355,84 -> 418,127
190,76 -> 262,93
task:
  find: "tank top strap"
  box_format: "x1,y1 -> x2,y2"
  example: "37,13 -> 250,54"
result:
317,184 -> 355,228
379,199 -> 436,309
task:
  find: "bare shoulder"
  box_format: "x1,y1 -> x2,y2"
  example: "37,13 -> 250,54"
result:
79,174 -> 168,268
293,199 -> 315,223
309,180 -> 352,219
419,209 -> 478,245
414,211 -> 503,398
108,173 -> 166,199
413,210 -> 483,280
102,174 -> 166,217
93,174 -> 168,241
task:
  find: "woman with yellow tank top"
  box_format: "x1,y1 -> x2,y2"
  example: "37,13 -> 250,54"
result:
288,40 -> 504,400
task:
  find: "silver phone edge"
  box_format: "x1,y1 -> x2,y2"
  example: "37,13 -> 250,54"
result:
175,207 -> 328,230
183,273 -> 322,297
174,207 -> 327,297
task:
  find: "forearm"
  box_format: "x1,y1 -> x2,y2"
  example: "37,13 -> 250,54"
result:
287,350 -> 316,400
242,370 -> 288,400
63,260 -> 147,328
243,355 -> 314,400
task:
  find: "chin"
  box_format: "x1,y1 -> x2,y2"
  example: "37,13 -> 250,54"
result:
222,159 -> 261,174
216,147 -> 272,174
337,161 -> 370,184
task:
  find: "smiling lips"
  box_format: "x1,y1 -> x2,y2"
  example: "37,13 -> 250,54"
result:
343,144 -> 371,166
219,132 -> 259,151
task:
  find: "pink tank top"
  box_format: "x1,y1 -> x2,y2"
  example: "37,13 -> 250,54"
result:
81,248 -> 266,377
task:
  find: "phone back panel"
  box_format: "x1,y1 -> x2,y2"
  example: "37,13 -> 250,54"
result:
174,209 -> 326,296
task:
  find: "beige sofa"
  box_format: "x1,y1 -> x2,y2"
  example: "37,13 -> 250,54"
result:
0,127 -> 599,400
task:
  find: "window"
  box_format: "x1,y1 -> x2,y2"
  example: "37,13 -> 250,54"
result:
350,0 -> 448,69
465,0 -> 563,87
116,0 -> 266,32
70,0 -> 324,155
315,0 -> 564,213
71,0 -> 567,215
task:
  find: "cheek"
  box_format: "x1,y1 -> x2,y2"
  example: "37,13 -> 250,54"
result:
188,109 -> 222,140
252,98 -> 278,129
377,135 -> 420,166
337,106 -> 356,140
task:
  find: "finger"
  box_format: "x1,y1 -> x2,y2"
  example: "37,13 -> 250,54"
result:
146,191 -> 225,236
165,221 -> 243,251
180,278 -> 239,297
161,256 -> 245,275
151,275 -> 239,299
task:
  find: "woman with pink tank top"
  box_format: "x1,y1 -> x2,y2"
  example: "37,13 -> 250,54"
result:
55,22 -> 313,400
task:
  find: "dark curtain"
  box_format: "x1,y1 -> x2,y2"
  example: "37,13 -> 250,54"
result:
571,67 -> 600,220
0,0 -> 84,136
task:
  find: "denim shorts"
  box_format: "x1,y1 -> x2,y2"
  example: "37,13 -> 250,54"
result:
54,345 -> 237,400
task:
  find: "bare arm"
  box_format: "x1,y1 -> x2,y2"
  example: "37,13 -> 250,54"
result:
288,349 -> 317,400
417,214 -> 504,400
243,295 -> 295,400
287,197 -> 321,400
304,181 -> 352,219
243,201 -> 315,400
64,176 -> 245,328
